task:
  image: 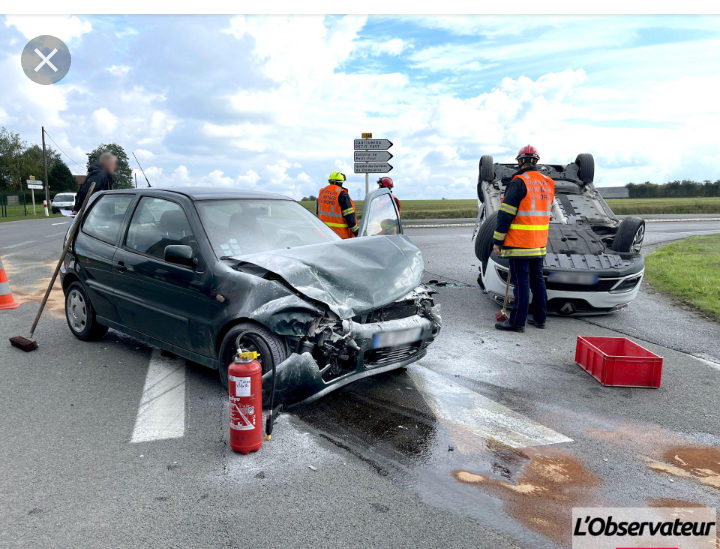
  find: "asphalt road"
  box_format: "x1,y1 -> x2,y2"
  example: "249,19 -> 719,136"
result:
1,216 -> 719,549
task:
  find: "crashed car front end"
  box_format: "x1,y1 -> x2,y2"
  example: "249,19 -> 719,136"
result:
267,285 -> 441,407
230,235 -> 442,407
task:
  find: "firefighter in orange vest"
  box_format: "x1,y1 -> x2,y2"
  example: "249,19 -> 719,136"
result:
377,177 -> 401,215
317,171 -> 359,238
493,145 -> 555,332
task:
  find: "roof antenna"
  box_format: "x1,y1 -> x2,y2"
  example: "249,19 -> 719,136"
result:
132,152 -> 152,187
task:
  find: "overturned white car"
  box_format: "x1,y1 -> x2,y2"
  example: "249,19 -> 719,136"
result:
473,154 -> 645,315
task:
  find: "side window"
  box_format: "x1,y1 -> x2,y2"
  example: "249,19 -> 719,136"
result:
364,194 -> 400,236
82,194 -> 133,244
125,197 -> 198,261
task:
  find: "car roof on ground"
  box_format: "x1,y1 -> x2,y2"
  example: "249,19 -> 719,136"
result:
108,187 -> 294,201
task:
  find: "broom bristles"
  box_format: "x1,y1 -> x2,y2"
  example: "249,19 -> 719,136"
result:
9,336 -> 38,352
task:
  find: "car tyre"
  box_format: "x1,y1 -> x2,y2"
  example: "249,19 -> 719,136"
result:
612,216 -> 645,253
474,211 -> 499,273
575,153 -> 595,184
218,322 -> 288,389
65,282 -> 108,341
479,155 -> 494,183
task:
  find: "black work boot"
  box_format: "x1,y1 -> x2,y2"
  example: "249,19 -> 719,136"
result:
528,319 -> 546,329
495,320 -> 525,333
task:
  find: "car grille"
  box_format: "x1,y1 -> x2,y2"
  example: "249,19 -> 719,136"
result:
365,342 -> 422,366
362,304 -> 418,323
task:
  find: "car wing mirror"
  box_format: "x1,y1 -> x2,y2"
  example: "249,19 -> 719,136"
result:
165,244 -> 197,268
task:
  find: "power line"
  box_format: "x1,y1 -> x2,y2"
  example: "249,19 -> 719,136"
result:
42,130 -> 85,171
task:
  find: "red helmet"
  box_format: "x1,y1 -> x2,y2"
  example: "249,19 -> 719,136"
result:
377,177 -> 394,189
516,145 -> 540,163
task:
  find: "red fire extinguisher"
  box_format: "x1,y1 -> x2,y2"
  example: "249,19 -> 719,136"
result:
229,349 -> 263,454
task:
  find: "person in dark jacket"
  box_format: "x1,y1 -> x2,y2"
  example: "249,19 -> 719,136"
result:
72,152 -> 116,214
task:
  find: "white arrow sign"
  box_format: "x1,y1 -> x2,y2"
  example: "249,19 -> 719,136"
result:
354,139 -> 393,150
27,181 -> 43,189
354,151 -> 393,162
355,163 -> 393,174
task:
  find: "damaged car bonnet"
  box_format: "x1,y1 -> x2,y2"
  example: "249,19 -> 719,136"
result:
231,235 -> 424,319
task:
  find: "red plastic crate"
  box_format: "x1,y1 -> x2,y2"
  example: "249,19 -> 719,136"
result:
575,336 -> 663,388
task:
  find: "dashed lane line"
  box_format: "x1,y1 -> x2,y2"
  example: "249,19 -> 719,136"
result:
1,240 -> 36,249
408,365 -> 572,452
130,349 -> 186,443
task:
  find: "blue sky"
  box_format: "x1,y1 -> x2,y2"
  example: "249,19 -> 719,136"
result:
2,15 -> 719,199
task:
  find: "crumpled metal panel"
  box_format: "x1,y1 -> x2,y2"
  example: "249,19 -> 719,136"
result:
232,235 -> 424,319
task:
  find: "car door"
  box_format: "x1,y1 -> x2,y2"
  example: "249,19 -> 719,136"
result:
72,193 -> 134,323
112,195 -> 218,355
357,188 -> 403,237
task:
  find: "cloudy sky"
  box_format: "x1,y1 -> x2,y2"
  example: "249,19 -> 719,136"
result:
2,14 -> 719,199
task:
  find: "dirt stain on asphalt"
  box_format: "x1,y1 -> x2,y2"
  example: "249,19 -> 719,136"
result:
647,446 -> 720,490
453,447 -> 600,546
5,259 -> 65,318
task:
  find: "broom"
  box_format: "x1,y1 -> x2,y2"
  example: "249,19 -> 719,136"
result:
10,182 -> 96,352
494,263 -> 511,322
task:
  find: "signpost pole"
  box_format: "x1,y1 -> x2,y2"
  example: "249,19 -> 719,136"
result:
41,127 -> 49,217
31,189 -> 35,215
363,135 -> 369,197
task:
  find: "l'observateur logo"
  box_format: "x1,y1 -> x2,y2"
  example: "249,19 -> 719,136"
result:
572,508 -> 716,549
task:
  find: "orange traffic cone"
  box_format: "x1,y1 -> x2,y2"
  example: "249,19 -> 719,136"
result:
0,255 -> 21,310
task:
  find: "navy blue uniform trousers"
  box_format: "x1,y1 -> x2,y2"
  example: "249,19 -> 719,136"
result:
508,257 -> 547,327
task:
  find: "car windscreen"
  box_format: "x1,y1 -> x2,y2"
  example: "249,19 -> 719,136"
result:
195,198 -> 340,258
54,194 -> 74,201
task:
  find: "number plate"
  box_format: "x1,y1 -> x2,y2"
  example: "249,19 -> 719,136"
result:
373,328 -> 422,349
548,271 -> 599,285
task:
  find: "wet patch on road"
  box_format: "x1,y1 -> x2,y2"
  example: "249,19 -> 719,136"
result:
5,259 -> 65,318
647,446 -> 720,490
453,448 -> 601,546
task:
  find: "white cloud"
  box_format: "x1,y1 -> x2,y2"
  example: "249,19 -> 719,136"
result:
5,15 -> 91,42
92,108 -> 118,134
106,65 -> 131,77
357,38 -> 410,57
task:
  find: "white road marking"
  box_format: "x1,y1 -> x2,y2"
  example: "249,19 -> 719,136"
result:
408,366 -> 572,451
2,240 -> 36,249
52,222 -> 68,226
45,232 -> 66,238
130,349 -> 186,443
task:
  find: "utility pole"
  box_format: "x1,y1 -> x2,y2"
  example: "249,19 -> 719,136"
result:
135,173 -> 138,188
41,126 -> 49,216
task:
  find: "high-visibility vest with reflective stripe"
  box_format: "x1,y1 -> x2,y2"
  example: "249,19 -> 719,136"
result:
502,171 -> 555,252
318,184 -> 357,239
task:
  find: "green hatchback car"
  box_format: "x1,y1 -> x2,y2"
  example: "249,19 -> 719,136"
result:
61,187 -> 441,405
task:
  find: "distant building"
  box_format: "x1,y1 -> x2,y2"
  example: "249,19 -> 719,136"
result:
596,186 -> 629,199
73,175 -> 86,189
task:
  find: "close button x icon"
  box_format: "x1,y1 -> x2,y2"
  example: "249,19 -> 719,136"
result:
34,48 -> 58,72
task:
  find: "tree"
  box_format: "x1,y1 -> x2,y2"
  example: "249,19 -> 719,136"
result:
49,160 -> 77,193
301,195 -> 317,201
86,143 -> 133,189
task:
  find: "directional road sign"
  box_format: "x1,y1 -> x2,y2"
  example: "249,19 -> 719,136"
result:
354,139 -> 393,150
354,151 -> 393,162
27,181 -> 43,190
354,163 -> 393,174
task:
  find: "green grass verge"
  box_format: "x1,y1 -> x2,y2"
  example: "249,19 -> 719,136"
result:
606,196 -> 720,215
0,204 -> 64,223
301,197 -> 720,219
645,234 -> 720,321
300,199 -> 478,219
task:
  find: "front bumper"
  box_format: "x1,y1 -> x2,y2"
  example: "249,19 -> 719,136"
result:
481,256 -> 644,314
263,314 -> 440,407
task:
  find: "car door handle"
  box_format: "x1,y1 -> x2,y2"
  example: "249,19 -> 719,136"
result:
116,261 -> 127,272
